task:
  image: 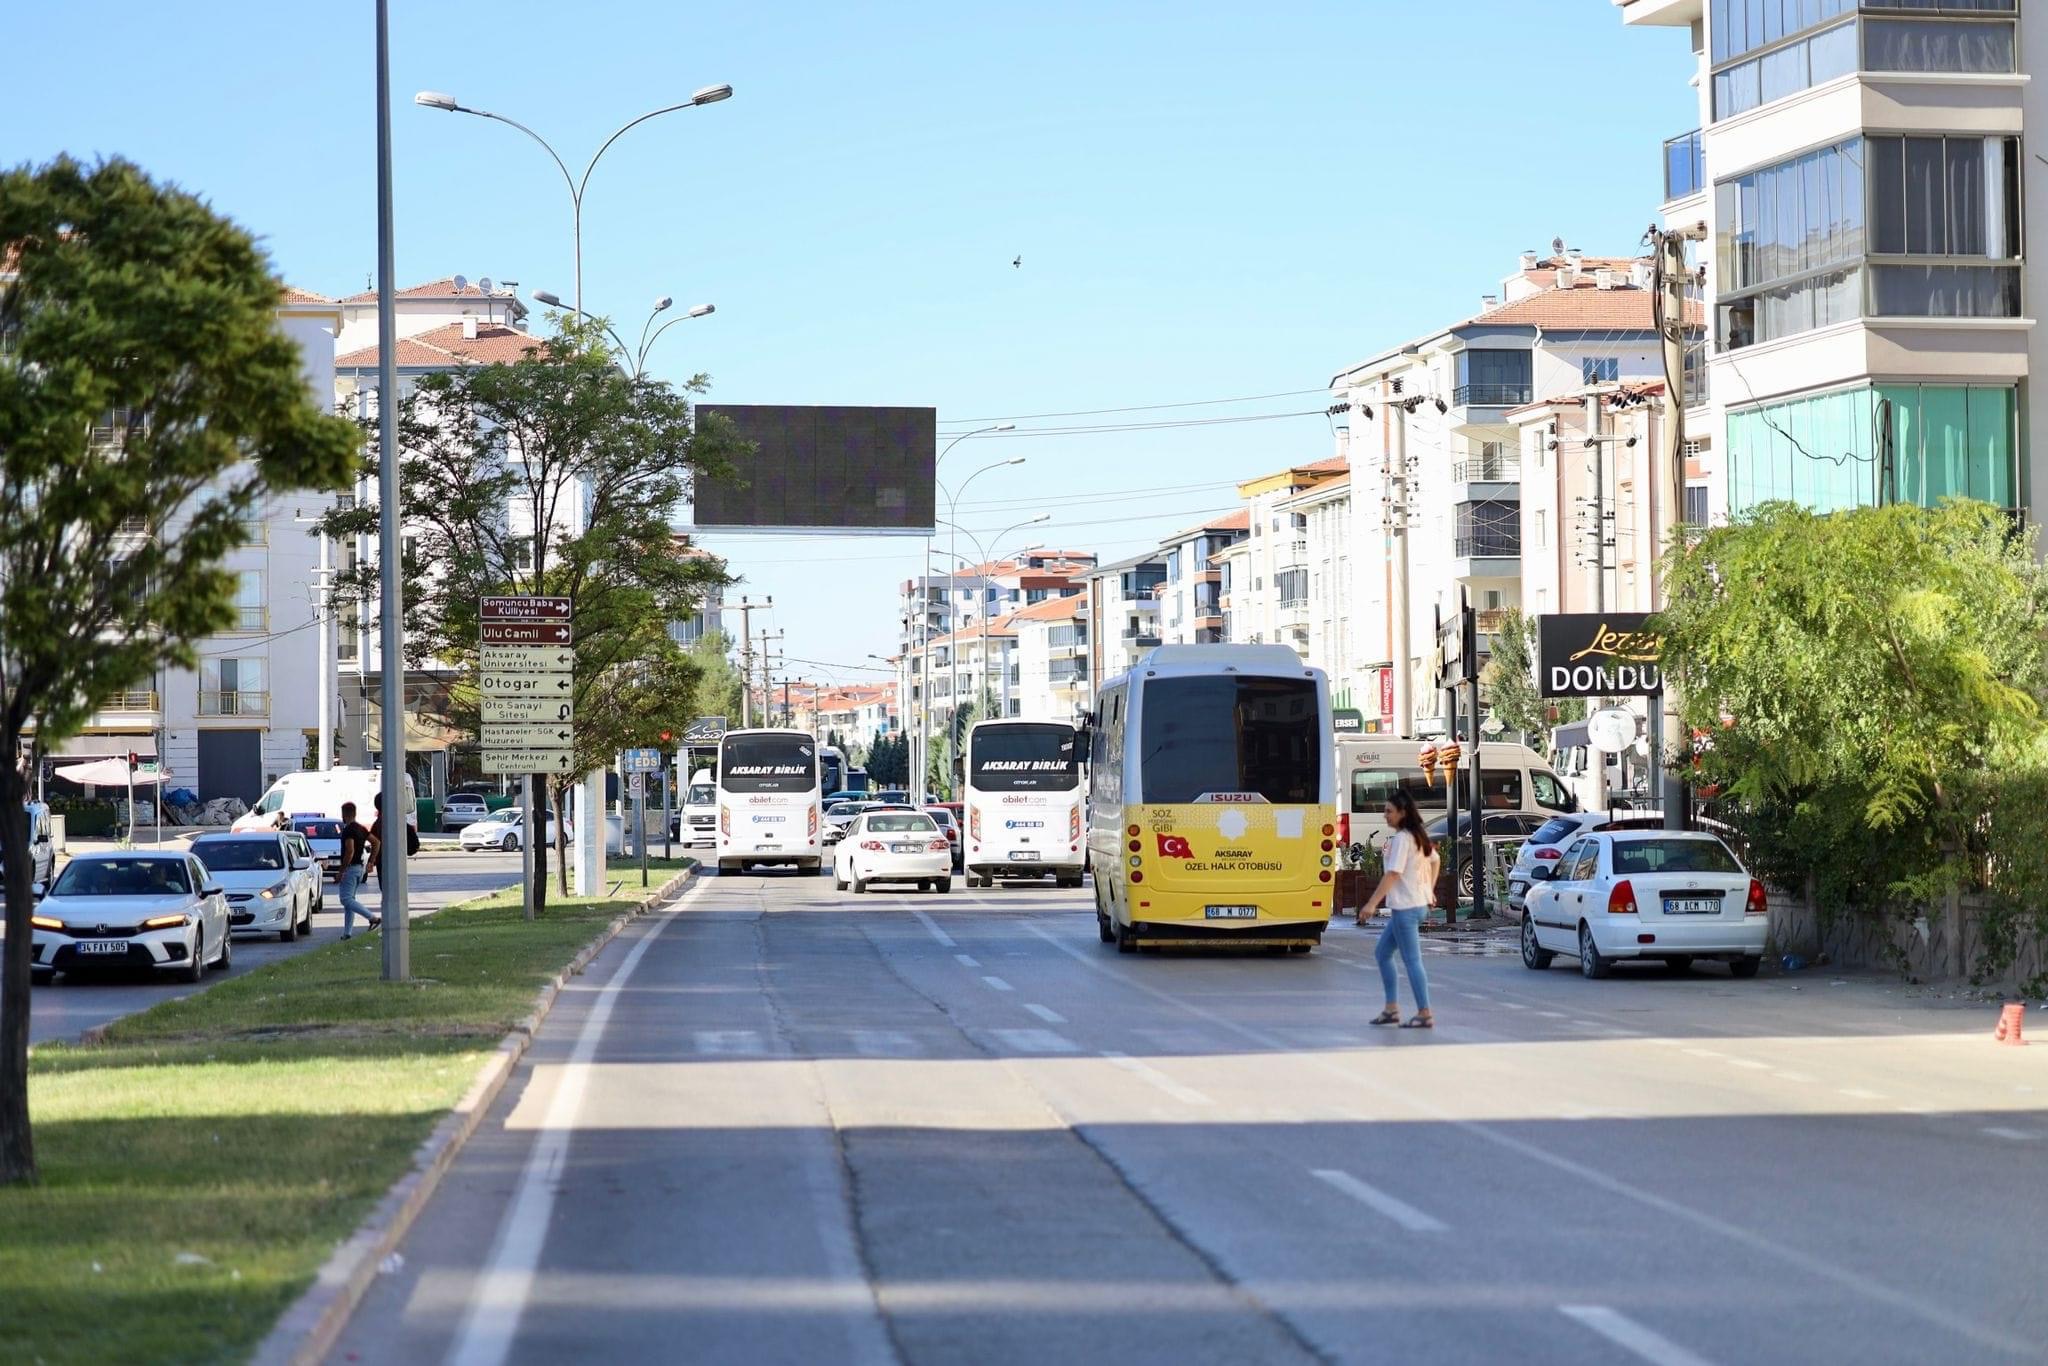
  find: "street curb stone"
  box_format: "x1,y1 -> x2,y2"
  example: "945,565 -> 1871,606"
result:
248,866 -> 697,1366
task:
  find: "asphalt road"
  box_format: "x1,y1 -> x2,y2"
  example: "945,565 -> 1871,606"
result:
19,846 -> 525,1045
334,869 -> 2047,1366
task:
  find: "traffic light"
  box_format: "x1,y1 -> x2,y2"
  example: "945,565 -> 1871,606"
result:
660,730 -> 672,744
127,751 -> 138,773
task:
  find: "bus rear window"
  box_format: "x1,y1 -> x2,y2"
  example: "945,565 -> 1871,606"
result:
970,724 -> 1080,792
1138,676 -> 1320,805
720,734 -> 815,793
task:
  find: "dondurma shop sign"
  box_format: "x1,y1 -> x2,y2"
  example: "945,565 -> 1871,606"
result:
1536,613 -> 1664,698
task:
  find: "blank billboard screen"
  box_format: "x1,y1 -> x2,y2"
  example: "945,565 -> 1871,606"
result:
693,405 -> 936,533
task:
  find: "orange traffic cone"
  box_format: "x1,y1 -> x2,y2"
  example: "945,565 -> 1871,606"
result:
1993,1002 -> 2027,1046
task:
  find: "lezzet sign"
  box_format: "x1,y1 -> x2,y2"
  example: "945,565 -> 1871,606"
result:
1536,613 -> 1664,699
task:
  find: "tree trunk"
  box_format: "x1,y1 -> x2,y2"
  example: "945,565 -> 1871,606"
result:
529,769 -> 548,914
0,734 -> 40,1185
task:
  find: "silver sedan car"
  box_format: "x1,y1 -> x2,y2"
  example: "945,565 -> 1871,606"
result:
30,850 -> 232,985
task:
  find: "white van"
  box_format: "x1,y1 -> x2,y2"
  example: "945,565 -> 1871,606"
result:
234,768 -> 418,835
679,768 -> 717,848
1334,738 -> 1576,850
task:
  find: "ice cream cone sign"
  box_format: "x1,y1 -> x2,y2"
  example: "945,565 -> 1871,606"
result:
1418,744 -> 1439,786
1439,741 -> 1463,787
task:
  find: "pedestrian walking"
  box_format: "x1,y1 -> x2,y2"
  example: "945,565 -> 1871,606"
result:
1357,788 -> 1438,1029
336,800 -> 381,938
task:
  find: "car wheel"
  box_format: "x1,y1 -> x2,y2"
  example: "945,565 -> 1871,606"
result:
503,833 -> 521,852
182,930 -> 206,984
1728,956 -> 1761,979
834,867 -> 847,891
853,872 -> 868,894
1577,923 -> 1611,979
1115,921 -> 1138,954
216,931 -> 232,972
1521,914 -> 1555,970
1459,862 -> 1476,900
1663,955 -> 1694,974
935,878 -> 951,894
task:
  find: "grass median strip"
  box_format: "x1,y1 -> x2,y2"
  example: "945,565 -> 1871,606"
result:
0,859 -> 692,1366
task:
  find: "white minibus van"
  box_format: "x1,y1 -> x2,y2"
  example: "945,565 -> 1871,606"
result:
1333,738 -> 1576,850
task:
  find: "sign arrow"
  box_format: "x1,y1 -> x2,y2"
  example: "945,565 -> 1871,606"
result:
480,621 -> 573,646
480,645 -> 576,673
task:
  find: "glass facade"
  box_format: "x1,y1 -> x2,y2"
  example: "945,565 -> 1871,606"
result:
1715,137 -> 1867,349
1725,382 -> 2015,512
1710,3 -> 2016,122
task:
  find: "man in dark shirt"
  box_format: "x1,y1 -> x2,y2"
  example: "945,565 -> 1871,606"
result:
336,801 -> 381,937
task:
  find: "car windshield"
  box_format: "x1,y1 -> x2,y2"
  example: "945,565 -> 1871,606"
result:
51,857 -> 191,897
687,784 -> 717,804
720,733 -> 816,794
868,814 -> 937,834
448,793 -> 485,806
1611,837 -> 1743,875
193,839 -> 287,871
826,802 -> 868,817
293,819 -> 342,840
1529,817 -> 1584,846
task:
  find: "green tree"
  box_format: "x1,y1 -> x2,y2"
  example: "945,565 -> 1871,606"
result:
686,632 -> 745,727
1658,499 -> 2048,917
0,157 -> 358,1184
1480,607 -> 1581,742
865,732 -> 907,786
323,317 -> 739,897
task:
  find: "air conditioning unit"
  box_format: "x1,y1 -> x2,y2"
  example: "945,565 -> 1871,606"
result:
1595,269 -> 1620,290
1555,266 -> 1578,290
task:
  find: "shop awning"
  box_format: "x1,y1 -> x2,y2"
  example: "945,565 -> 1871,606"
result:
53,758 -> 172,787
41,735 -> 158,761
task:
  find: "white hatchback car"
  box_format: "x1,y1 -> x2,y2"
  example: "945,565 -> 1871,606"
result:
1521,830 -> 1768,978
190,831 -> 318,941
30,850 -> 232,985
833,810 -> 953,894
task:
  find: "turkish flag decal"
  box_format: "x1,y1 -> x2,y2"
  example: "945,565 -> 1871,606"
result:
1156,833 -> 1194,859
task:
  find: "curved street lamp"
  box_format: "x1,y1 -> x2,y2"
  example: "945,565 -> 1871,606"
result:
531,288 -> 713,376
935,514 -> 1054,722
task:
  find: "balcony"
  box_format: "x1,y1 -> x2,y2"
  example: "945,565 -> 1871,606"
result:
1474,608 -> 1510,636
1451,451 -> 1521,485
1122,627 -> 1161,647
1663,128 -> 1703,204
1451,383 -> 1531,408
92,690 -> 160,723
1454,533 -> 1520,560
1278,596 -> 1310,625
198,690 -> 270,717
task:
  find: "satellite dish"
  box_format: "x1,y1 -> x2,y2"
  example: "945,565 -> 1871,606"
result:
1551,236 -> 1565,256
479,276 -> 494,295
453,274 -> 469,294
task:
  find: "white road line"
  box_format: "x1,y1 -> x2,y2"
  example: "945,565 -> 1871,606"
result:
1311,1169 -> 1447,1233
1023,1003 -> 1067,1025
910,908 -> 955,947
981,975 -> 1014,992
953,953 -> 980,968
1456,991 -> 1486,1001
847,1030 -> 918,1058
1499,1001 -> 1528,1010
448,879 -> 701,1366
1559,1305 -> 1715,1366
1023,920 -> 2038,1359
1981,1126 -> 2037,1141
1724,1058 -> 1770,1070
1682,1047 -> 1726,1060
1101,1051 -> 1212,1106
989,1027 -> 1077,1054
1536,1010 -> 1569,1019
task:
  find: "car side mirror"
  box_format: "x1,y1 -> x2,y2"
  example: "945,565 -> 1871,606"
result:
203,883 -> 225,897
1527,864 -> 1554,881
32,881 -> 46,900
291,857 -> 312,870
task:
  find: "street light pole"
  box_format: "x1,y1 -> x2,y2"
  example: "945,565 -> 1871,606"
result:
936,516 -> 1052,724
374,0 -> 409,980
531,289 -> 714,376
919,425 -> 1014,806
935,452 -> 1024,800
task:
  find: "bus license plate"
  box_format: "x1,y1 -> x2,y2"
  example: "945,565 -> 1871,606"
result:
1010,850 -> 1040,861
1664,896 -> 1720,915
1205,905 -> 1258,920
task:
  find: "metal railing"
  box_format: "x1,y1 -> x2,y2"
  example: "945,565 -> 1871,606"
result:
1452,452 -> 1522,483
1664,128 -> 1704,202
1454,534 -> 1520,559
1452,383 -> 1531,407
198,690 -> 270,716
1122,629 -> 1161,646
96,690 -> 159,713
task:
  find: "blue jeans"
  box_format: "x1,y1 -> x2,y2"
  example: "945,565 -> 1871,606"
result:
1376,906 -> 1431,1012
338,865 -> 373,932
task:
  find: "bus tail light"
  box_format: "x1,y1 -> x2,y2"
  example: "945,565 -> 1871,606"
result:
808,805 -> 819,837
1338,813 -> 1350,847
1069,806 -> 1081,841
719,806 -> 730,835
969,806 -> 981,840
1608,879 -> 1638,915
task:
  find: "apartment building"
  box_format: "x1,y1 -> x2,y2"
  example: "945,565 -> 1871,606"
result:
1620,1 -> 2038,519
1081,551 -> 1167,685
1330,247 -> 1666,734
895,548 -> 1094,662
911,614 -> 1020,739
1156,511 -> 1249,644
1215,458 -> 1349,657
1275,469 -> 1356,704
812,683 -> 897,755
1010,594 -> 1091,723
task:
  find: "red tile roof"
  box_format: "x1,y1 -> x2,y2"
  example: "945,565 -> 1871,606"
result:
340,275 -> 511,303
1010,594 -> 1086,623
334,321 -> 546,369
280,286 -> 335,305
1165,507 -> 1250,541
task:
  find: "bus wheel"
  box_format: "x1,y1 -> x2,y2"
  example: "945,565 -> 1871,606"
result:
1097,913 -> 1115,943
1057,873 -> 1084,889
1115,922 -> 1138,954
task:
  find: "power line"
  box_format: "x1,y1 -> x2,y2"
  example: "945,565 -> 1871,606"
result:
957,410 -> 1327,439
938,387 -> 1330,427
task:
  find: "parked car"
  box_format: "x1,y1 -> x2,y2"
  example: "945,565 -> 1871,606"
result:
1426,810 -> 1551,905
1504,813 -> 1728,915
441,791 -> 491,831
2,800 -> 55,895
832,810 -> 953,893
927,805 -> 964,870
823,800 -> 880,845
283,830 -> 325,914
460,808 -> 557,852
1520,830 -> 1768,979
291,816 -> 346,882
190,831 -> 318,941
29,850 -> 231,985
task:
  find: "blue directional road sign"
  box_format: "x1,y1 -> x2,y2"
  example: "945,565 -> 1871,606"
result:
622,748 -> 664,774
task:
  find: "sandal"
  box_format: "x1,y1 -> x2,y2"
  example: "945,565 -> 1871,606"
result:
1400,1014 -> 1435,1030
1370,1009 -> 1401,1026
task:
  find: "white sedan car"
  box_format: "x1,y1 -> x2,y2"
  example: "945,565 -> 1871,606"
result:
189,831 -> 318,941
1521,830 -> 1768,979
460,809 -> 557,851
833,810 -> 953,894
30,850 -> 232,985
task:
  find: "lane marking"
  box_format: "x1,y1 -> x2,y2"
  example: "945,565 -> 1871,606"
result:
989,1027 -> 1077,1054
1724,1058 -> 1770,1071
1311,1169 -> 1447,1233
954,953 -> 981,968
1682,1048 -> 1726,1060
1559,1305 -> 1715,1366
1536,1010 -> 1569,1019
1023,921 -> 2036,1358
847,1029 -> 918,1058
981,975 -> 1014,992
1981,1126 -> 2036,1141
1101,1051 -> 1212,1106
448,878 -> 701,1366
910,908 -> 955,947
1024,1003 -> 1067,1025
1499,1002 -> 1528,1010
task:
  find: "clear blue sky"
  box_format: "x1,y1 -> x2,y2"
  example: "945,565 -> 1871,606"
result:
8,1 -> 1696,689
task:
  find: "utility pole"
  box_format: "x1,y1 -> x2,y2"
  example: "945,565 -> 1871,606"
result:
1650,220 -> 1706,830
1388,394 -> 1414,739
723,596 -> 769,728
758,632 -> 786,725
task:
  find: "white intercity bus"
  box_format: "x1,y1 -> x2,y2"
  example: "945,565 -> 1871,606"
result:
962,718 -> 1086,888
715,728 -> 823,874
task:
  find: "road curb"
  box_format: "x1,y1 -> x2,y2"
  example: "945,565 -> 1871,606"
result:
249,865 -> 697,1366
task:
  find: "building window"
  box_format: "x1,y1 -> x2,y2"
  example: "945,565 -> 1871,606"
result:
1862,15 -> 2017,76
1581,357 -> 1619,384
1533,510 -> 1547,548
1684,485 -> 1711,527
1725,381 -> 2015,513
200,657 -> 268,716
230,570 -> 265,632
1454,501 -> 1521,558
1715,136 -> 1868,350
1454,351 -> 1532,406
1712,5 -> 2015,123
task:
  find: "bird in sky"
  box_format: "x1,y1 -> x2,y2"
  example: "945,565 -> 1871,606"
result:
1012,255 -> 1022,268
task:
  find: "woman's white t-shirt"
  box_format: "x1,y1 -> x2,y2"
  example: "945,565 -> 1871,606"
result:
1382,830 -> 1437,910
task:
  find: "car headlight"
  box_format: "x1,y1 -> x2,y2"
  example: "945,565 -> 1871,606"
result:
259,880 -> 289,899
142,913 -> 191,929
30,915 -> 63,932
